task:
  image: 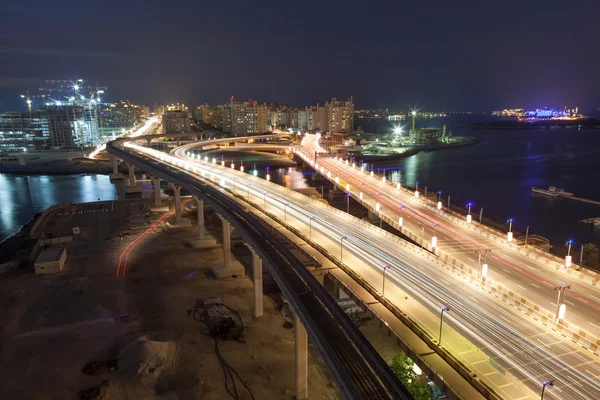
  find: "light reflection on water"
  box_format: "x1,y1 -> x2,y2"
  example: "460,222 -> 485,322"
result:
0,174 -> 119,243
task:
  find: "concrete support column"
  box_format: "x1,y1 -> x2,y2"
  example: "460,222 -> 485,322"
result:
167,185 -> 191,228
212,215 -> 244,278
109,155 -> 123,180
111,155 -> 118,174
195,196 -> 205,239
124,163 -> 141,193
220,216 -> 231,269
187,196 -> 216,248
295,313 -> 308,400
245,247 -> 263,318
174,186 -> 183,222
128,164 -> 135,185
153,178 -> 161,206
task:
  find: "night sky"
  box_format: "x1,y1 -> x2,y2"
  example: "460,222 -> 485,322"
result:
1,0 -> 598,112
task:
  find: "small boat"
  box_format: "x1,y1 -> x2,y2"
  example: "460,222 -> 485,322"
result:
531,186 -> 574,197
581,217 -> 600,225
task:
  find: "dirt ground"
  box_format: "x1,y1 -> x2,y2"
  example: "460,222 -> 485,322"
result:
0,199 -> 339,400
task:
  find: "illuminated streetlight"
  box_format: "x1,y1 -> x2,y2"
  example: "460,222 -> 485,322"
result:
432,223 -> 439,248
565,239 -> 573,267
540,380 -> 555,400
398,205 -> 405,227
439,306 -> 450,346
437,191 -> 443,210
466,202 -> 473,224
266,166 -> 271,181
554,285 -> 570,323
477,249 -> 492,281
414,181 -> 420,199
507,218 -> 514,242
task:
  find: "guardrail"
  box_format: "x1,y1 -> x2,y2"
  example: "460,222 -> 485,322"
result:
295,149 -> 600,360
108,138 -> 413,400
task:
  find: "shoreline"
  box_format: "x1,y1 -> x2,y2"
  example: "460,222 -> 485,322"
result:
351,138 -> 480,163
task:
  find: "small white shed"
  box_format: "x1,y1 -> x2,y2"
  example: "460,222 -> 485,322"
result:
35,248 -> 67,275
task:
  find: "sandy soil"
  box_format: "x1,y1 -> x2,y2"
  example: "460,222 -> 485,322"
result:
0,199 -> 339,400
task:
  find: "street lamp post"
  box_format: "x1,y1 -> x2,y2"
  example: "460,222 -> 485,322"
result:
466,202 -> 472,224
554,285 -> 570,323
415,181 -> 420,199
432,223 -> 439,248
439,306 -> 450,346
507,218 -> 514,242
309,216 -> 314,239
477,249 -> 492,281
340,236 -> 347,262
540,380 -> 554,400
398,205 -> 405,227
565,239 -> 573,268
382,265 -> 390,296
437,191 -> 442,210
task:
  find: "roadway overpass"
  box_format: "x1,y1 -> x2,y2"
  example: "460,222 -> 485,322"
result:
106,135 -> 412,400
108,133 -> 600,399
169,136 -> 599,400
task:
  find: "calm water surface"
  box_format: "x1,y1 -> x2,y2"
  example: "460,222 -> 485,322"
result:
358,117 -> 600,248
2,120 -> 599,250
0,174 -> 119,243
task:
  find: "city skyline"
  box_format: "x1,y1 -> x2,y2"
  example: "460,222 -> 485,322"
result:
2,0 -> 599,113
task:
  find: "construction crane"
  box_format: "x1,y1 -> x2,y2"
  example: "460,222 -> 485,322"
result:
20,91 -> 49,113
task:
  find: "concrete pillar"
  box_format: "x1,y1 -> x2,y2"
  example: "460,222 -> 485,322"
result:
245,247 -> 264,318
167,185 -> 191,228
174,186 -> 182,222
221,216 -> 231,268
125,163 -> 141,193
153,178 -> 161,206
212,215 -> 244,278
187,196 -> 217,248
295,313 -> 308,400
128,164 -> 135,185
196,196 -> 205,239
109,155 -> 123,179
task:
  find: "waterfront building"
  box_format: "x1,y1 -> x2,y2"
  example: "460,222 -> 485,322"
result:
290,109 -> 299,129
42,103 -> 99,148
408,128 -> 440,146
327,97 -> 354,133
0,111 -> 50,151
228,97 -> 269,134
298,109 -> 308,131
100,100 -> 142,129
162,109 -> 191,133
306,105 -> 328,132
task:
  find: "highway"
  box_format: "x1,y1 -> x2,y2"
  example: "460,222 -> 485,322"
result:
300,134 -> 600,341
158,138 -> 600,400
107,137 -> 412,400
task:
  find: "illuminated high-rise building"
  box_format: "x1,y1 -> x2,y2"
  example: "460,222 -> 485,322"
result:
326,97 -> 354,133
0,111 -> 50,150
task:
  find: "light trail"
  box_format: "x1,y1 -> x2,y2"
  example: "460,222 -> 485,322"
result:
120,139 -> 600,399
115,202 -> 179,276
